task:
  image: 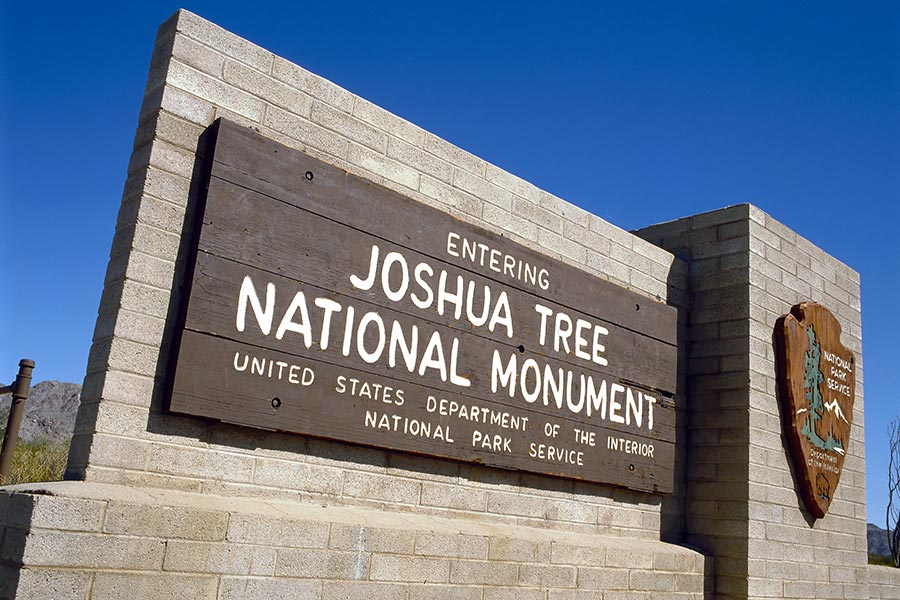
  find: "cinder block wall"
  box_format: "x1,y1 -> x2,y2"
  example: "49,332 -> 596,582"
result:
745,207 -> 866,599
66,9 -> 685,541
637,204 -> 867,599
869,565 -> 900,599
636,206 -> 754,599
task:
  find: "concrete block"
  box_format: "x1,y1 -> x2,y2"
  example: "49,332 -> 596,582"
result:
104,278 -> 167,320
253,458 -> 343,495
630,570 -> 675,591
652,549 -> 697,573
537,227 -> 588,264
104,502 -> 226,540
605,547 -> 653,570
26,495 -> 104,533
175,10 -> 273,72
563,220 -> 612,257
167,60 -> 265,122
405,585 -> 482,600
225,59 -> 313,118
414,532 -> 488,560
271,56 -> 353,111
160,85 -> 217,126
518,563 -> 577,587
303,438 -> 388,472
482,162 -> 536,202
264,105 -> 349,159
147,109 -> 205,153
586,252 -> 631,286
227,513 -> 329,548
387,137 -> 454,183
352,96 -> 425,146
630,269 -> 666,298
86,432 -> 151,471
148,444 -> 255,482
125,251 -> 177,291
481,202 -> 539,241
14,568 -> 91,600
349,143 -> 419,191
341,471 -> 421,505
488,537 -> 542,562
329,525 -> 416,555
147,137 -> 200,180
95,370 -> 155,409
449,559 -> 518,585
674,572 -> 704,593
455,168 -> 515,212
423,134 -> 485,178
119,222 -> 180,264
419,482 -> 489,512
171,32 -> 225,77
547,591 -> 606,600
483,589 -> 546,600
419,176 -> 483,218
92,572 -> 218,600
111,309 -> 166,347
369,554 -> 450,583
321,581 -> 406,600
22,531 -> 164,569
164,540 -> 275,575
275,547 -> 368,579
313,100 -> 387,152
220,577 -> 321,600
576,566 -> 629,590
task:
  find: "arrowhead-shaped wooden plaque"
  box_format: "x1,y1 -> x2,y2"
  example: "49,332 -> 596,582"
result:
776,302 -> 855,518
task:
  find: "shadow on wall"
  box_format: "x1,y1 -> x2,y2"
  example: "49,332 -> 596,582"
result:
0,491 -> 35,598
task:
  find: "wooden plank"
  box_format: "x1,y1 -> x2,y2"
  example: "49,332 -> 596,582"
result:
209,119 -> 678,345
171,330 -> 675,492
195,178 -> 678,395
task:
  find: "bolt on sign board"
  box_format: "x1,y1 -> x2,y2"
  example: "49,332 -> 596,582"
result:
776,302 -> 855,518
167,119 -> 678,493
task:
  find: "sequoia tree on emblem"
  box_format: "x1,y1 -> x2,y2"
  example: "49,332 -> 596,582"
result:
775,302 -> 855,518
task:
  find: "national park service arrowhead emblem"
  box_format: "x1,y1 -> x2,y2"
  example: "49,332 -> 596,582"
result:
776,302 -> 855,518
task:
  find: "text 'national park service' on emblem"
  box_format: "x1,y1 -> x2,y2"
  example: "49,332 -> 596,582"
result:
776,302 -> 855,518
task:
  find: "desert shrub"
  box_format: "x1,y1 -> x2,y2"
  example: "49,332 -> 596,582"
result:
870,553 -> 894,567
0,438 -> 70,485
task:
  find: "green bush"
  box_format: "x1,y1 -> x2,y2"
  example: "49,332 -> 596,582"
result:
0,438 -> 70,485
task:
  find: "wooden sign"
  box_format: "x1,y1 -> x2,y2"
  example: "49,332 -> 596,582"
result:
167,119 -> 679,493
776,302 -> 855,517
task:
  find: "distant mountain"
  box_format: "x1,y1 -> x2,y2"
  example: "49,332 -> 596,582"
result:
869,522 -> 893,559
0,381 -> 81,443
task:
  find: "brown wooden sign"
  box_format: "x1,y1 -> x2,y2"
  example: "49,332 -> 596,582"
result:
167,119 -> 678,493
776,302 -> 855,517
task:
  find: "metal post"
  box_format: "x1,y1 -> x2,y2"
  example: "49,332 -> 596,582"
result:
0,359 -> 35,484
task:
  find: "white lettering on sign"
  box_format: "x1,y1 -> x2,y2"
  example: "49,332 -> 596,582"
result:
822,350 -> 853,398
232,237 -> 662,438
446,231 -> 550,290
489,349 -> 656,430
232,351 -> 315,385
235,275 -> 471,388
352,244 -> 514,338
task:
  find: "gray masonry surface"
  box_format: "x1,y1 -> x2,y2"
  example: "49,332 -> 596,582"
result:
0,8 -> 888,600
637,206 -> 867,599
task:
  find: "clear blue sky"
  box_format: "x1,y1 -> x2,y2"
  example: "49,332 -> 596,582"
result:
1,1 -> 897,523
